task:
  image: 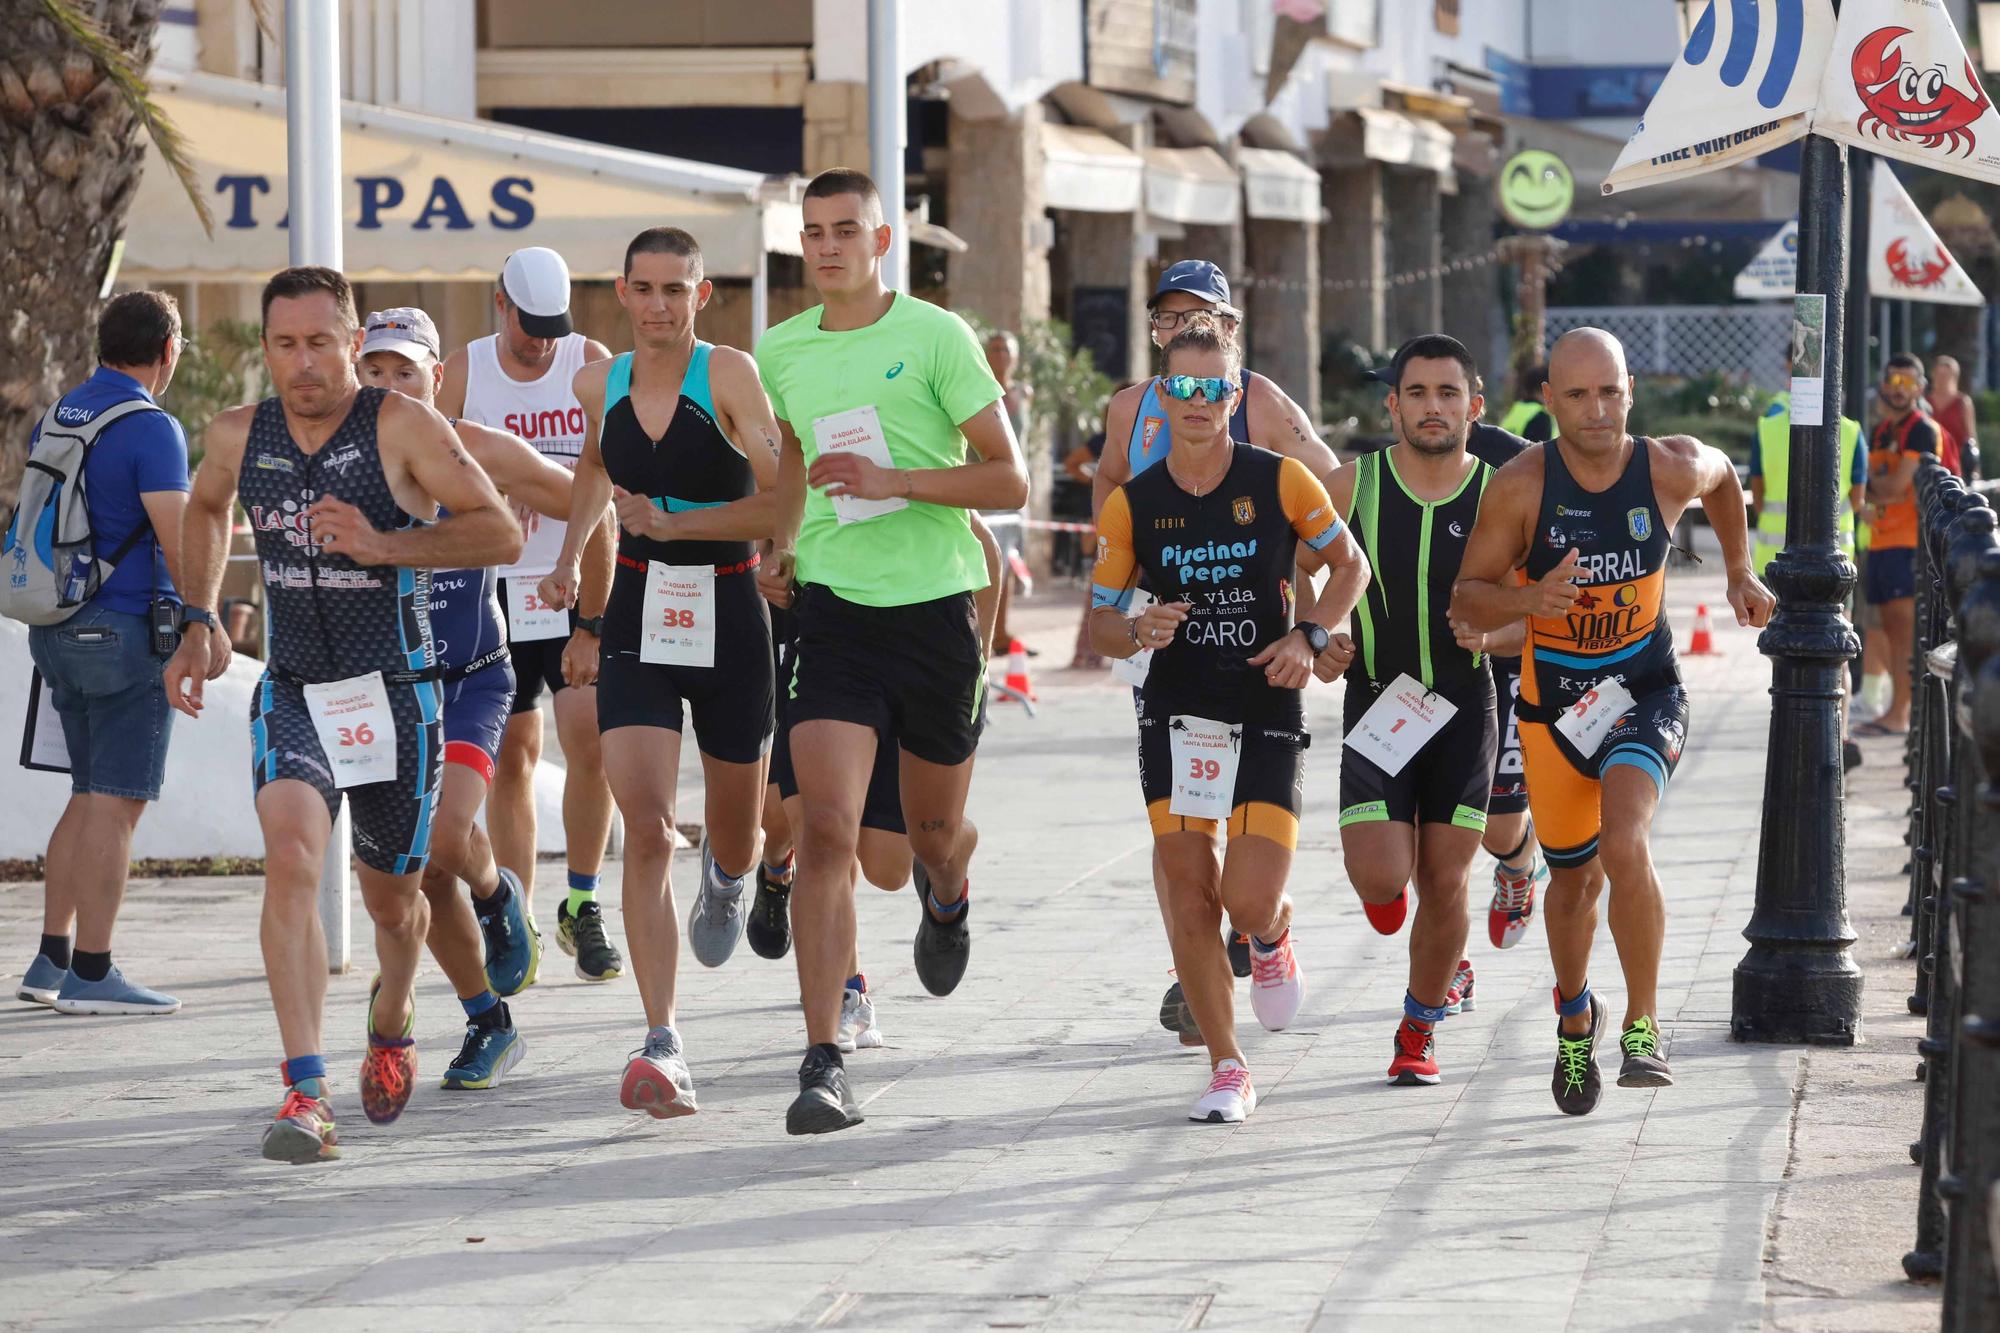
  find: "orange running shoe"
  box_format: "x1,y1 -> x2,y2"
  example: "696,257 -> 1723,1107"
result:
360,976 -> 417,1125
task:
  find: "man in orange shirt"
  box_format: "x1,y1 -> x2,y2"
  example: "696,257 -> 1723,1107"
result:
1855,354 -> 1939,738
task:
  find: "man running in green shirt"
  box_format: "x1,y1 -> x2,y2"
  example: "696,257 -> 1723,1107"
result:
755,168 -> 1029,1134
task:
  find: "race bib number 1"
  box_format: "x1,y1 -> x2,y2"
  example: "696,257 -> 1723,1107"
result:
1343,672 -> 1457,777
640,563 -> 716,668
505,577 -> 569,642
303,671 -> 397,789
1168,715 -> 1242,820
1555,675 -> 1635,758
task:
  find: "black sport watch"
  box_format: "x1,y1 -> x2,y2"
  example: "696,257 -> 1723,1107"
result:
1294,622 -> 1329,657
179,605 -> 215,630
575,616 -> 604,636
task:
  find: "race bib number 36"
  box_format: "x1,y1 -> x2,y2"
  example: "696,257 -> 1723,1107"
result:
1168,714 -> 1242,820
1555,675 -> 1635,758
640,563 -> 715,668
303,671 -> 397,789
505,577 -> 568,642
1343,673 -> 1457,777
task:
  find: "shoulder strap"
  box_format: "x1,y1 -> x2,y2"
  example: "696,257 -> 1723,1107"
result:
42,397 -> 164,447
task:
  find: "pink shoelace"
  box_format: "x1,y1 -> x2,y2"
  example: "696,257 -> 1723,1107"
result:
1250,939 -> 1292,988
1205,1063 -> 1251,1097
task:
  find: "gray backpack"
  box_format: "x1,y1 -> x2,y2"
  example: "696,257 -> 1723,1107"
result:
2,397 -> 165,626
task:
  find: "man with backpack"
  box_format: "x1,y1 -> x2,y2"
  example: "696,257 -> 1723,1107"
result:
4,291 -> 228,1015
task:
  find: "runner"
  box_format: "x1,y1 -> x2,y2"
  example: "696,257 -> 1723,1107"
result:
438,247 -> 619,977
1092,261 -> 1338,1044
1854,353 -> 1940,738
357,306 -> 610,1088
1451,327 -> 1774,1116
536,227 -> 782,1117
164,267 -> 523,1160
754,167 -> 1028,1134
1329,335 -> 1505,1087
1089,321 -> 1366,1122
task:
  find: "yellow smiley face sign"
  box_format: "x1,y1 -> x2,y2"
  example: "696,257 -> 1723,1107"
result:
1499,150 -> 1574,231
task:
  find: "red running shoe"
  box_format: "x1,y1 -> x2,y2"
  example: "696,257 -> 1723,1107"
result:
1387,1019 -> 1441,1086
1362,887 -> 1409,935
360,975 -> 417,1125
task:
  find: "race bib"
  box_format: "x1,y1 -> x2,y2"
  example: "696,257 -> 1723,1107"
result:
498,502 -> 566,582
1168,715 -> 1242,820
304,671 -> 397,789
505,577 -> 569,641
811,404 -> 909,526
1343,673 -> 1458,777
640,562 -> 715,668
1555,675 -> 1635,758
1110,589 -> 1154,688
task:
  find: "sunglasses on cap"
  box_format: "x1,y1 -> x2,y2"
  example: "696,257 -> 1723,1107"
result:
1162,375 -> 1237,402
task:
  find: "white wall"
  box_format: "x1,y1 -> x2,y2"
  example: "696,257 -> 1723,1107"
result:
813,0 -> 1083,110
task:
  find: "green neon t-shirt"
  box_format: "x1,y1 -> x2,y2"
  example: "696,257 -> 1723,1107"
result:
755,294 -> 1002,607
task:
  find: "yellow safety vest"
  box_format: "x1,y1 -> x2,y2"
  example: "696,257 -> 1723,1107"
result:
1754,407 -> 1861,575
1499,401 -> 1550,438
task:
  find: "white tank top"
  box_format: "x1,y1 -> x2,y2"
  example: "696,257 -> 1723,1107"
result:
463,331 -> 591,577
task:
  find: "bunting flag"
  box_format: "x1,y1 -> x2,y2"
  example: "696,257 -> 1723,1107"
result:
1815,0 -> 2000,185
1869,158 -> 1985,304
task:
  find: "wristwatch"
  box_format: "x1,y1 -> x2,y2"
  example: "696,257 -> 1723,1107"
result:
575,616 -> 604,636
1294,622 -> 1329,657
179,606 -> 215,630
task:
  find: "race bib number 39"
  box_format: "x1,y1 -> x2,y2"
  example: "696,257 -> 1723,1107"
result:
1343,673 -> 1457,777
304,671 -> 397,789
640,562 -> 715,668
1168,714 -> 1242,820
1555,675 -> 1635,758
811,404 -> 909,526
505,577 -> 569,642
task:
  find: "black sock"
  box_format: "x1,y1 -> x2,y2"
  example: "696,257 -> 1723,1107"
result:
70,949 -> 111,983
474,1000 -> 511,1032
39,934 -> 71,970
472,879 -> 510,920
811,1041 -> 844,1067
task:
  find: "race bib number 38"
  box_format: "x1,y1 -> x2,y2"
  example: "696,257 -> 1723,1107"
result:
641,563 -> 715,668
1168,714 -> 1242,820
303,671 -> 397,789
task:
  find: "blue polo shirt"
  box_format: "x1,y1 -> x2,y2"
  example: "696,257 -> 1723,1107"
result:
31,366 -> 190,616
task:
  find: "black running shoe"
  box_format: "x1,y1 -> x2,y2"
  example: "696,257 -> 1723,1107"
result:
1227,932 -> 1252,979
912,862 -> 971,997
787,1046 -> 863,1135
1617,1016 -> 1674,1087
1553,992 -> 1609,1116
557,900 -> 624,983
1158,980 -> 1201,1041
746,866 -> 793,960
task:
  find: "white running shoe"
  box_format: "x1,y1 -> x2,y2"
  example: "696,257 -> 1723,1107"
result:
1248,933 -> 1305,1030
1189,1059 -> 1257,1123
620,1026 -> 697,1118
836,988 -> 884,1052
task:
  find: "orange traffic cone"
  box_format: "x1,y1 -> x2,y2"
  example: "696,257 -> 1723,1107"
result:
1687,604 -> 1716,655
1002,637 -> 1037,701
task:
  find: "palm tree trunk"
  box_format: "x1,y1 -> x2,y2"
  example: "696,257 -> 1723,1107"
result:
0,0 -> 166,507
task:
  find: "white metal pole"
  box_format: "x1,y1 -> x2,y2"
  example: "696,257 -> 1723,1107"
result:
751,247 -> 770,344
867,0 -> 906,292
286,0 -> 352,973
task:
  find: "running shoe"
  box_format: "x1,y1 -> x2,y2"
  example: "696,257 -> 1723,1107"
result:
16,953 -> 65,1006
441,1008 -> 527,1090
1487,857 -> 1544,950
688,837 -> 748,968
837,987 -> 884,1052
1159,979 -> 1202,1045
261,1082 -> 339,1164
912,862 -> 971,997
1362,887 -> 1409,935
1248,932 -> 1305,1030
1553,991 -> 1609,1116
1387,1019 -> 1441,1086
479,867 -> 541,997
1618,1016 -> 1674,1088
1189,1059 -> 1256,1123
1227,932 -> 1252,979
51,965 -> 180,1016
787,1045 -> 863,1135
359,976 -> 417,1126
620,1025 -> 697,1118
1444,960 -> 1475,1016
557,900 -> 624,982
746,863 -> 793,960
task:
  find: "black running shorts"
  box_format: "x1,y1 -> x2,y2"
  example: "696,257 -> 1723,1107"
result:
785,584 -> 985,768
595,568 -> 774,765
1339,671 -> 1497,834
1136,691 -> 1307,849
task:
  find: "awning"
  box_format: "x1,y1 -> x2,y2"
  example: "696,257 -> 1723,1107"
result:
1238,147 -> 1320,223
1354,108 -> 1455,175
126,70 -> 779,281
1142,146 -> 1240,226
1041,123 -> 1143,214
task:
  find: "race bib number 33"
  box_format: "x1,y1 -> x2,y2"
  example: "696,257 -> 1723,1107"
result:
505,577 -> 568,642
1554,675 -> 1635,758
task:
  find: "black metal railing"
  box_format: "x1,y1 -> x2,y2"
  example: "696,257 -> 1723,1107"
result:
1898,458 -> 2000,1329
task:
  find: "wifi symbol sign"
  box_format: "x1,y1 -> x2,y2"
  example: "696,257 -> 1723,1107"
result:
1683,0 -> 1807,111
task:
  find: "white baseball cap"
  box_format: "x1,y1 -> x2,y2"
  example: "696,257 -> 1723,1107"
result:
361,307 -> 441,364
500,247 -> 573,338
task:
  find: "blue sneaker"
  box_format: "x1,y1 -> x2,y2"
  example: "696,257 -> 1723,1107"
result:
17,954 -> 66,1006
52,965 -> 180,1016
479,868 -> 541,997
441,1009 -> 527,1090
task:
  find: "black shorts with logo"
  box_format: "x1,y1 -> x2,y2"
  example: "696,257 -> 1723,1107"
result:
1338,671 -> 1497,833
1489,655 -> 1529,816
785,584 -> 985,768
1135,688 -> 1308,844
770,607 -> 903,833
595,566 -> 774,764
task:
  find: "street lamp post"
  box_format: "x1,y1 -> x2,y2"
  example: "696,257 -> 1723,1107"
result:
1732,126 -> 1866,1044
867,0 -> 906,292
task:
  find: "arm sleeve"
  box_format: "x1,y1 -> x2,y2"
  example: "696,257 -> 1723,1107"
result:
1090,487 -> 1139,613
1278,455 -> 1344,552
934,312 -> 1007,426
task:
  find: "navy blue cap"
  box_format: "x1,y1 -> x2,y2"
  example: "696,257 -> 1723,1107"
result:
1149,259 -> 1235,310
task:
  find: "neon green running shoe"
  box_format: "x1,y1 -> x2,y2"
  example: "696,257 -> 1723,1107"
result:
1552,990 -> 1607,1116
1618,1015 -> 1674,1088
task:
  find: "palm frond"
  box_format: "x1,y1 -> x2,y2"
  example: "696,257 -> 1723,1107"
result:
36,0 -> 214,237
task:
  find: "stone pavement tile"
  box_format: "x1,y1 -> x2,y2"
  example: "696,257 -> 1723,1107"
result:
1320,1243 -> 1592,1303
1566,1282 -> 1763,1332
1087,1257 -> 1340,1297
1308,1299 -> 1577,1332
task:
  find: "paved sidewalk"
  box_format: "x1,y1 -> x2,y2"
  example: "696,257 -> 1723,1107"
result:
0,560 -> 1933,1331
